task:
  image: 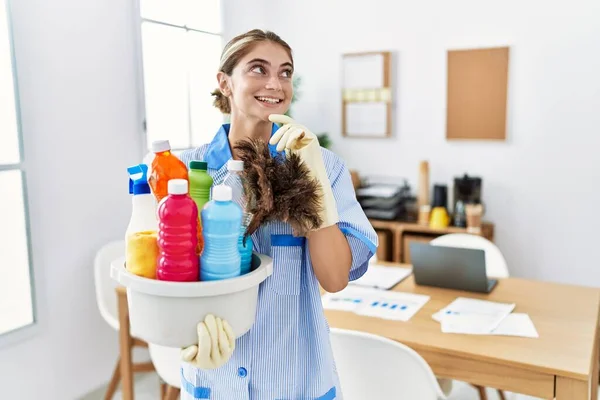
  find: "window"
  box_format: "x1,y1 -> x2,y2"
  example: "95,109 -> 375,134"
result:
137,0 -> 224,151
0,0 -> 36,337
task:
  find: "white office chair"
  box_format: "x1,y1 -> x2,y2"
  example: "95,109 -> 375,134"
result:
430,233 -> 509,400
94,240 -> 156,399
430,233 -> 509,278
329,328 -> 449,400
149,343 -> 182,399
94,240 -> 125,332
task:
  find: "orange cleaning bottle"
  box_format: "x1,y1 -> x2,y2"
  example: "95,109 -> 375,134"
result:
148,140 -> 204,255
148,140 -> 189,203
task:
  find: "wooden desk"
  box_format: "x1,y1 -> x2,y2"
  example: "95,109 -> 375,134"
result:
324,266 -> 600,399
369,219 -> 495,263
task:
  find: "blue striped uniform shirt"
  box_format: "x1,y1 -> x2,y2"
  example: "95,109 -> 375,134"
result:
178,123 -> 378,400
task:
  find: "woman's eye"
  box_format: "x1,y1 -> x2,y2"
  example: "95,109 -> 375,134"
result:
281,70 -> 292,78
251,66 -> 265,74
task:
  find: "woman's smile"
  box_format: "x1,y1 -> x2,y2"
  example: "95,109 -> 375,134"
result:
255,95 -> 284,108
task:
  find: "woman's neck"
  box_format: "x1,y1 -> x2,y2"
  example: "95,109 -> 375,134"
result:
228,113 -> 272,159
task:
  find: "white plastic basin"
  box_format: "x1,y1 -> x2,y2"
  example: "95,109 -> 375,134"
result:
110,253 -> 273,348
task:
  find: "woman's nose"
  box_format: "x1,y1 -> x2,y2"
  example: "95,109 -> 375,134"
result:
265,75 -> 282,91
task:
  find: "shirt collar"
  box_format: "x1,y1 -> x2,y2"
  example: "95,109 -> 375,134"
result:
204,123 -> 283,170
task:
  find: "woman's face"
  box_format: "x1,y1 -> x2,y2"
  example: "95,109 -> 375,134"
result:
220,41 -> 294,122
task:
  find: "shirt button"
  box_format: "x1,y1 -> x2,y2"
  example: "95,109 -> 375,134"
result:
238,367 -> 247,378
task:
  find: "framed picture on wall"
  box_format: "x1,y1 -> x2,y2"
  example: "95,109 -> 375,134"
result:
341,51 -> 393,138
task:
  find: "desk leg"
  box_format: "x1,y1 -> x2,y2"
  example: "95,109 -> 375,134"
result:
117,291 -> 134,400
559,315 -> 600,400
555,376 -> 588,399
592,326 -> 600,400
591,315 -> 600,400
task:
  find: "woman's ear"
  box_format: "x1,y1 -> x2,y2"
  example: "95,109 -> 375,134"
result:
217,72 -> 231,97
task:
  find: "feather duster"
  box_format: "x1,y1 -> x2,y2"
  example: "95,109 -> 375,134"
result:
234,138 -> 323,238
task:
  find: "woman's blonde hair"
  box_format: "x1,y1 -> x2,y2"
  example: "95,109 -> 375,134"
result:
211,29 -> 293,114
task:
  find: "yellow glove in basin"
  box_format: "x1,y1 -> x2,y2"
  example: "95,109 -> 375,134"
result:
181,314 -> 235,369
268,114 -> 339,232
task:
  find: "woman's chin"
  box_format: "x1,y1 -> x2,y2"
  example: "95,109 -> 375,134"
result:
258,108 -> 289,121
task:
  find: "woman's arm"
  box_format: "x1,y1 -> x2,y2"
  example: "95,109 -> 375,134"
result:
267,115 -> 377,292
307,225 -> 352,293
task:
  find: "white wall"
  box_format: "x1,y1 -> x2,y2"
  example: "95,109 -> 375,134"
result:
222,0 -> 267,38
224,0 -> 600,286
0,0 -> 143,398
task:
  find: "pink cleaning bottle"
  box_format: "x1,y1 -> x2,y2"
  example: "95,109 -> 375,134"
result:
157,179 -> 199,282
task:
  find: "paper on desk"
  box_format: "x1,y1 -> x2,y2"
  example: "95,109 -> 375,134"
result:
321,286 -> 377,312
491,313 -> 539,338
350,264 -> 412,290
322,286 -> 429,322
434,297 -> 515,335
355,291 -> 430,321
440,314 -> 503,335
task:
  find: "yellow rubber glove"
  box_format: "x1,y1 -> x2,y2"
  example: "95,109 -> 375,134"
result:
181,314 -> 235,369
268,114 -> 339,231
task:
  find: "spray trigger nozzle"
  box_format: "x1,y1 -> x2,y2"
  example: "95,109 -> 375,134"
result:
128,164 -> 151,195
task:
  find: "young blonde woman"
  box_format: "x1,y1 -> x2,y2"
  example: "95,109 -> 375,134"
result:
179,29 -> 377,400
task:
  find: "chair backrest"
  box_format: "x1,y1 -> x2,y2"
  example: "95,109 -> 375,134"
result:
93,240 -> 125,331
329,328 -> 446,400
430,233 -> 509,278
148,343 -> 182,388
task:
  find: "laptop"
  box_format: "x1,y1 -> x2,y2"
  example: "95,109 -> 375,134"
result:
409,242 -> 498,293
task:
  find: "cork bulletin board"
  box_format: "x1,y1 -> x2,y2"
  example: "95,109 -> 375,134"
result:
446,46 -> 510,141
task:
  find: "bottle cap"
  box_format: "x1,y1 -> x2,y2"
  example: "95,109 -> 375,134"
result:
190,160 -> 208,170
168,179 -> 188,195
127,164 -> 151,195
212,184 -> 232,201
152,140 -> 171,153
227,160 -> 244,172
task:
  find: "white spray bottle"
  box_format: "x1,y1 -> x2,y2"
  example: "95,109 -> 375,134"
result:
125,164 -> 159,278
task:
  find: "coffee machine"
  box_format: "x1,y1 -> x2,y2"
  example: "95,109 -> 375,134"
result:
452,174 -> 482,227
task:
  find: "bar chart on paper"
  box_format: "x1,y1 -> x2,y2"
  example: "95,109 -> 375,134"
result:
321,286 -> 372,312
322,286 -> 430,321
355,291 -> 430,321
